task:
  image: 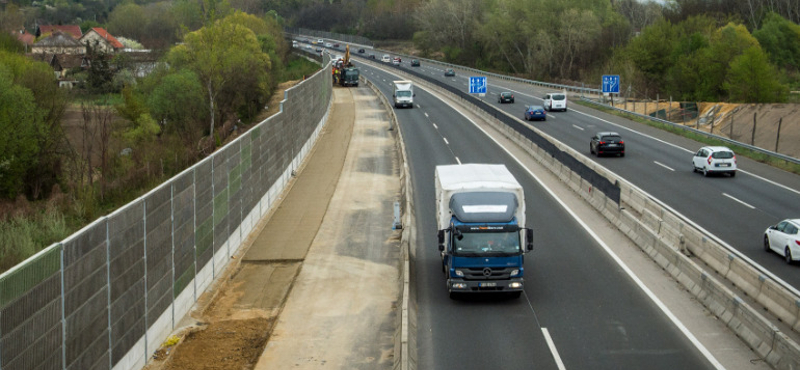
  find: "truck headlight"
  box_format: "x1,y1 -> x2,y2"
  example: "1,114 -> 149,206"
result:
452,283 -> 468,289
509,282 -> 523,289
510,269 -> 520,277
454,269 -> 464,277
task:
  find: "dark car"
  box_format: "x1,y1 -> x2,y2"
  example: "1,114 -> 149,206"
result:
315,47 -> 322,53
411,59 -> 420,67
333,43 -> 340,48
444,68 -> 455,77
369,53 -> 376,59
498,92 -> 514,103
590,132 -> 625,157
358,48 -> 366,53
524,105 -> 546,121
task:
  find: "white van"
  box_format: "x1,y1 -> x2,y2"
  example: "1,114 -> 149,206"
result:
382,54 -> 391,63
543,92 -> 567,112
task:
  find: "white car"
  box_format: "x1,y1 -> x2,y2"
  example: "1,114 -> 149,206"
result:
325,42 -> 333,48
317,39 -> 324,44
382,54 -> 391,63
692,146 -> 737,177
765,219 -> 800,263
543,93 -> 567,112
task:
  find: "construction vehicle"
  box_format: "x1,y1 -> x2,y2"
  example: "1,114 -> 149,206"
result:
333,45 -> 359,87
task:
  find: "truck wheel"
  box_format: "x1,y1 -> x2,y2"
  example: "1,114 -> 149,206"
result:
449,292 -> 459,300
509,291 -> 522,299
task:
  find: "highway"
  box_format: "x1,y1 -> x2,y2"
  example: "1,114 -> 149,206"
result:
353,56 -> 720,369
357,53 -> 800,295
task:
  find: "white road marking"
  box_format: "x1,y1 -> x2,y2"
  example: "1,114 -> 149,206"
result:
723,193 -> 756,209
443,137 -> 449,145
456,156 -> 461,165
432,123 -> 438,130
572,124 -> 584,131
654,161 -> 675,172
424,112 -> 429,118
424,87 -> 727,370
542,328 -> 566,370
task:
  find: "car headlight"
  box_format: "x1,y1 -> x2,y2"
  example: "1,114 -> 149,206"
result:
510,269 -> 520,277
454,269 -> 464,277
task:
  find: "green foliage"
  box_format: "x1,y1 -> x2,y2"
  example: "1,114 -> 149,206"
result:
281,55 -> 321,82
0,32 -> 24,53
724,46 -> 788,103
147,68 -> 207,137
0,208 -> 69,272
753,12 -> 800,71
0,65 -> 45,198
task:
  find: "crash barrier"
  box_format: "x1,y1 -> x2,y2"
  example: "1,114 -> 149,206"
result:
0,58 -> 334,370
363,77 -> 416,370
582,98 -> 800,166
368,61 -> 800,369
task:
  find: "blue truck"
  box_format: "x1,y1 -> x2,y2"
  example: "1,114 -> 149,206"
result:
435,164 -> 533,299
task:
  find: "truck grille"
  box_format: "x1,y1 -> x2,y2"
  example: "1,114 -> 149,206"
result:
462,267 -> 512,280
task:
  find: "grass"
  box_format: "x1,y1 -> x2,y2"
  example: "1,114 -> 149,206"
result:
574,99 -> 800,175
281,55 -> 323,82
0,207 -> 71,273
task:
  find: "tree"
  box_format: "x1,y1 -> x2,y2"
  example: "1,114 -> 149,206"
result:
725,46 -> 788,103
147,68 -> 207,148
167,13 -> 270,151
753,12 -> 800,71
107,4 -> 147,43
0,65 -> 45,198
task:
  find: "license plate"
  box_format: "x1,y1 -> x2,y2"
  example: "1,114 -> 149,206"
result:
719,163 -> 730,167
479,282 -> 497,287
534,112 -> 542,115
607,144 -> 617,147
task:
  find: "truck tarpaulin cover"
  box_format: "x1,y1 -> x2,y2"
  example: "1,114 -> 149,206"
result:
450,192 -> 517,223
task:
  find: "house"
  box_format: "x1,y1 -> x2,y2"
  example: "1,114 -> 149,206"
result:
14,30 -> 35,47
36,25 -> 82,39
28,52 -> 89,87
80,27 -> 124,54
31,31 -> 86,55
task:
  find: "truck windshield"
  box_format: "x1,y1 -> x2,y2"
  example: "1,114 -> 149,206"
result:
396,91 -> 412,98
453,231 -> 520,256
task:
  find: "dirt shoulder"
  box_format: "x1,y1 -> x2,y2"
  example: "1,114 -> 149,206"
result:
144,85 -> 400,370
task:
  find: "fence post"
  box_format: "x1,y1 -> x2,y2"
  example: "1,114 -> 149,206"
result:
776,117 -> 782,152
730,112 -> 734,139
751,112 -> 757,146
669,96 -> 672,120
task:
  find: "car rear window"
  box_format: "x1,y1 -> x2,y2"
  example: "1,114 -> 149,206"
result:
553,94 -> 566,100
711,151 -> 734,159
602,135 -> 622,142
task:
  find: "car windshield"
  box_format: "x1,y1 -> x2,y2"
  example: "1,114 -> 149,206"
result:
602,135 -> 622,142
501,93 -> 511,97
397,91 -> 412,97
711,151 -> 734,159
553,94 -> 566,100
530,106 -> 543,111
453,230 -> 521,256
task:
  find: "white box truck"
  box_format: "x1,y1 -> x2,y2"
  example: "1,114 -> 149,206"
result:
393,80 -> 414,108
435,164 -> 533,299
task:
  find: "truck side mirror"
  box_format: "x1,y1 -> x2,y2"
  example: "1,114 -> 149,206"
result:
525,228 -> 534,251
413,93 -> 416,97
437,230 -> 445,251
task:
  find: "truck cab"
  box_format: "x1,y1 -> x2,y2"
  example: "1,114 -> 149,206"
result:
435,164 -> 533,299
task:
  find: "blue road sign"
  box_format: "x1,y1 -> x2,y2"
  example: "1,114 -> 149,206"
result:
469,76 -> 487,94
602,75 -> 620,94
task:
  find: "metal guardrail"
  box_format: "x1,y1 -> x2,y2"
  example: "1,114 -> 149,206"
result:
581,98 -> 800,165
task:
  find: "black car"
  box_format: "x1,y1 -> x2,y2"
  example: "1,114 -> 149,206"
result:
498,92 -> 514,103
411,59 -> 420,67
444,68 -> 455,77
369,53 -> 376,59
590,132 -> 625,157
358,48 -> 366,53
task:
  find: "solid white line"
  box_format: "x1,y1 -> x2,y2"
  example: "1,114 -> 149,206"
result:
425,86 -> 727,370
654,161 -> 675,172
723,193 -> 756,209
542,328 -> 567,370
443,137 -> 449,145
572,124 -> 584,131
